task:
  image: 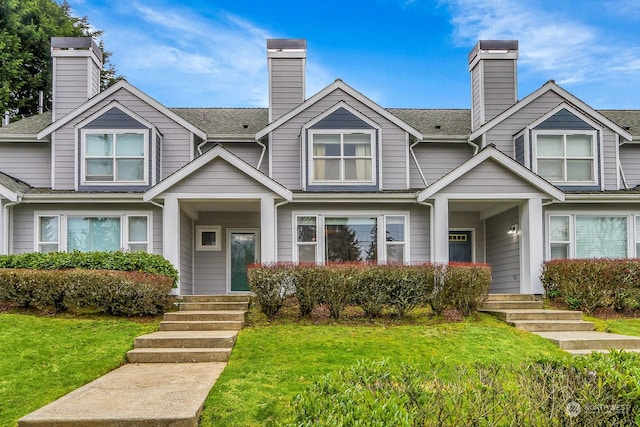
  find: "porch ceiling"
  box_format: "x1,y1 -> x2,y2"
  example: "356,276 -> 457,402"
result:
181,199 -> 260,212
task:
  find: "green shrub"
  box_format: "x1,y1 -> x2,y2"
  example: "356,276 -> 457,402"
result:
429,264 -> 448,316
292,264 -> 326,317
247,262 -> 295,320
446,262 -> 491,316
0,269 -> 173,315
352,264 -> 390,318
385,265 -> 431,317
0,251 -> 178,287
322,263 -> 357,319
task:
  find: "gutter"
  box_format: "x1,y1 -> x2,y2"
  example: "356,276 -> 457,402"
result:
256,138 -> 267,171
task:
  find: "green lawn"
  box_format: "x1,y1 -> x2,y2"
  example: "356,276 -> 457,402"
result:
201,314 -> 568,426
0,313 -> 158,426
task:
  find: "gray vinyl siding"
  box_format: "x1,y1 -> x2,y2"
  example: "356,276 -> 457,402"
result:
601,129 -> 618,189
439,159 -> 545,195
53,57 -> 92,119
620,145 -> 640,187
276,202 -> 430,263
193,212 -> 260,294
11,203 -> 161,254
270,89 -> 408,190
514,135 -> 525,165
471,65 -> 482,131
53,88 -> 193,189
0,142 -> 51,187
83,107 -> 148,129
485,207 -> 520,293
411,143 -> 473,188
449,212 -> 485,263
179,210 -> 193,294
270,57 -> 305,121
482,59 -> 517,123
166,158 -> 265,194
215,143 -> 268,174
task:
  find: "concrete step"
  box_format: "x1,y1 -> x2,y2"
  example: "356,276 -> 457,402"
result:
181,294 -> 251,303
564,349 -> 640,355
133,330 -> 237,349
509,320 -> 595,332
535,331 -> 640,351
127,348 -> 231,363
179,301 -> 249,311
164,310 -> 247,322
484,309 -> 584,321
486,293 -> 536,302
480,301 -> 544,310
159,320 -> 244,331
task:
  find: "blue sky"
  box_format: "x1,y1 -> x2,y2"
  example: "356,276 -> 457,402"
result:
67,0 -> 640,110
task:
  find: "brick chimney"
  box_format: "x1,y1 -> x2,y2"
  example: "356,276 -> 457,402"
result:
267,39 -> 306,122
468,40 -> 518,131
51,37 -> 103,120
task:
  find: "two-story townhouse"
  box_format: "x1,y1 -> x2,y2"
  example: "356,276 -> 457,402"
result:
1,37 -> 639,296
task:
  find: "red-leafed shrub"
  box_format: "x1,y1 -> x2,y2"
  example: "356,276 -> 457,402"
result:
541,258 -> 640,313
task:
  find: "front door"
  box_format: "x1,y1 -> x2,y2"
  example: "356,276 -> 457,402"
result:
228,229 -> 259,292
449,230 -> 473,262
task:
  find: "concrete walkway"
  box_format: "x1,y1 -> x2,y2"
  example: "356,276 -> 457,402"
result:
18,363 -> 226,427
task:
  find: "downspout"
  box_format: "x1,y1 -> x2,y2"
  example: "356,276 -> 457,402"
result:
3,199 -> 21,254
417,200 -> 434,263
256,138 -> 267,171
273,200 -> 289,262
468,139 -> 480,155
196,140 -> 208,156
409,141 -> 428,186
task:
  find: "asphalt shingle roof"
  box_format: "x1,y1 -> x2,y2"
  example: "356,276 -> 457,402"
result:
0,171 -> 30,193
0,112 -> 52,135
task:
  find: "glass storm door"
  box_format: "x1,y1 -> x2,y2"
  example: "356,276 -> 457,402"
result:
229,230 -> 258,292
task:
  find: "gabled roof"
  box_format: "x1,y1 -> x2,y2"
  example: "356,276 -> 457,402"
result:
417,145 -> 565,201
255,79 -> 423,140
36,80 -> 206,140
470,81 -> 633,142
143,144 -> 292,201
0,172 -> 30,201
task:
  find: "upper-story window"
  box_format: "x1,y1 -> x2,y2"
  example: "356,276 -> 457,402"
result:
533,131 -> 597,185
82,131 -> 147,185
309,130 -> 375,185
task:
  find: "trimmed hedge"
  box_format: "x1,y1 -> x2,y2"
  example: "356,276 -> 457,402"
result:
248,262 -> 492,320
541,259 -> 640,313
0,251 -> 179,287
0,268 -> 173,316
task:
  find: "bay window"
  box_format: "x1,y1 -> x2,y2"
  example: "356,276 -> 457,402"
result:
82,131 -> 147,184
534,131 -> 596,184
36,213 -> 151,253
548,214 -> 629,259
309,130 -> 375,184
295,213 -> 407,264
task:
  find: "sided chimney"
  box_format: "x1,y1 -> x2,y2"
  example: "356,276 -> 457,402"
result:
468,40 -> 518,131
51,37 -> 103,120
267,39 -> 306,122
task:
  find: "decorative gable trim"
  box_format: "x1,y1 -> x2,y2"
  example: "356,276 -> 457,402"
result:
143,144 -> 292,201
75,101 -> 157,131
304,101 -> 380,129
256,79 -> 423,140
528,103 -> 600,130
417,145 -> 565,201
469,81 -> 633,142
37,80 -> 206,140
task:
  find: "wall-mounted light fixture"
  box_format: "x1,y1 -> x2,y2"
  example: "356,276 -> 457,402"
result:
507,223 -> 518,235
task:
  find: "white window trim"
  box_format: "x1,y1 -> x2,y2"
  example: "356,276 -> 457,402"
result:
307,129 -> 377,186
532,129 -> 598,186
80,129 -> 149,186
34,211 -> 153,253
292,211 -> 410,264
195,225 -> 222,251
546,211 -> 634,260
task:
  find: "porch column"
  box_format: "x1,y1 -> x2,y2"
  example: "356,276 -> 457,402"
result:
163,196 -> 180,292
520,197 -> 544,294
432,196 -> 449,263
260,196 -> 276,263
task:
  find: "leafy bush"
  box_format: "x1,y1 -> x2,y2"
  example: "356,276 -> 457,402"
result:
445,262 -> 491,316
385,265 -> 432,317
0,269 -> 173,315
540,259 -> 640,313
292,264 -> 326,317
0,251 -> 178,287
291,353 -> 640,426
247,262 -> 295,320
352,265 -> 391,318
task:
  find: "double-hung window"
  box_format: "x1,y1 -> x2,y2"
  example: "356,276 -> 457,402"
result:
82,131 -> 147,184
310,130 -> 375,184
548,214 -> 628,259
36,213 -> 151,253
294,214 -> 407,264
534,131 -> 596,184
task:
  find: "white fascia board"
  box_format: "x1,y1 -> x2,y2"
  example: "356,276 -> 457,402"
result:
0,134 -> 45,143
0,184 -> 19,202
292,192 -> 418,202
143,145 -> 292,202
22,193 -> 143,203
255,80 -> 423,140
470,81 -> 633,141
417,146 -> 565,202
37,80 -> 206,140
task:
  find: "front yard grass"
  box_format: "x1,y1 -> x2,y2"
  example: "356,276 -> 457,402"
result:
201,313 -> 567,426
0,313 -> 159,426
